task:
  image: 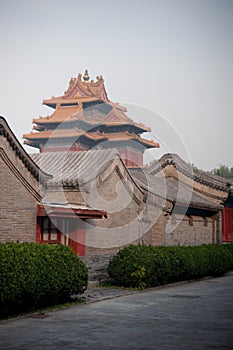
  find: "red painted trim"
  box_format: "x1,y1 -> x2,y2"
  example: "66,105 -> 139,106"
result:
69,220 -> 86,256
119,149 -> 143,167
36,219 -> 41,243
38,204 -> 107,219
57,232 -> 61,244
37,204 -> 46,216
36,204 -> 89,256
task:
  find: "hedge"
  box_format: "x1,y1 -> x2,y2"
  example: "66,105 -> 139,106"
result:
0,242 -> 88,318
107,244 -> 233,289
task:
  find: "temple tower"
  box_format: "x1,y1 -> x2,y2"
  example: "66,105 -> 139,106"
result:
23,71 -> 159,167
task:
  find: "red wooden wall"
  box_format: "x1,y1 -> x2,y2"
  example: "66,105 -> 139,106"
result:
222,207 -> 233,242
119,149 -> 143,167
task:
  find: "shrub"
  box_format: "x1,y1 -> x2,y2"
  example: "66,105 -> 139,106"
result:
201,244 -> 232,276
107,245 -> 172,289
164,246 -> 196,282
107,244 -> 233,289
0,243 -> 88,318
223,243 -> 233,270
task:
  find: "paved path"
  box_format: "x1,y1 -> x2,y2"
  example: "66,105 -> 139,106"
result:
0,274 -> 233,349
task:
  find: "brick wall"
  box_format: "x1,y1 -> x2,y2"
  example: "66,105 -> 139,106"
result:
149,214 -> 166,246
82,211 -> 217,281
0,157 -> 37,242
164,214 -> 216,246
82,253 -> 116,282
42,160 -> 144,256
43,187 -> 85,205
84,166 -> 143,252
84,239 -> 141,282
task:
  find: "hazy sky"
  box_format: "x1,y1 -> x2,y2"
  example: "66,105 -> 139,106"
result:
1,0 -> 232,170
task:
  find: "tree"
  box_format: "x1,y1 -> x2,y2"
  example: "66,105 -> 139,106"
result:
211,164 -> 233,179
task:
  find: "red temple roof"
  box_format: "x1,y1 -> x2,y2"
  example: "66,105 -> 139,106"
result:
24,128 -> 158,148
32,102 -> 150,133
43,73 -> 109,108
23,70 -> 160,161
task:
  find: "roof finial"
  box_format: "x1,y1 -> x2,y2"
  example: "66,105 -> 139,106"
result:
83,69 -> 90,82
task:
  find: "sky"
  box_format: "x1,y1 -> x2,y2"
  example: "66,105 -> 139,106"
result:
0,0 -> 232,171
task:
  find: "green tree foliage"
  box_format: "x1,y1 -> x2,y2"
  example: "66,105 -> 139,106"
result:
0,243 -> 88,318
211,164 -> 233,179
108,244 -> 233,289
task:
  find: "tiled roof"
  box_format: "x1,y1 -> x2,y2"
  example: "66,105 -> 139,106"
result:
25,71 -> 154,148
43,96 -> 100,107
130,167 -> 222,211
24,129 -> 159,148
0,116 -> 50,184
31,148 -> 121,187
64,73 -> 108,100
40,203 -> 107,218
43,73 -> 109,107
129,168 -> 168,199
166,177 -> 222,210
147,153 -> 230,191
33,102 -> 150,133
23,128 -> 85,140
33,105 -> 81,124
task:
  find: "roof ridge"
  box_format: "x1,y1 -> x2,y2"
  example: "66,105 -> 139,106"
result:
0,116 -> 50,183
147,153 -> 229,192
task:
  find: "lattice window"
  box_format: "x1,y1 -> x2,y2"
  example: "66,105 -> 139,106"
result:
37,216 -> 85,256
40,217 -> 61,244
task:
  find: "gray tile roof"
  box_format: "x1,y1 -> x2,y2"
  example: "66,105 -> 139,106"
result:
31,149 -> 224,211
129,167 -> 222,211
129,168 -> 168,199
166,177 -> 222,210
0,116 -> 50,184
31,149 -> 120,187
147,153 -> 231,191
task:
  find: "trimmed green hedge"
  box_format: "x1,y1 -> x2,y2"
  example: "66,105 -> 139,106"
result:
107,244 -> 233,289
0,243 -> 88,318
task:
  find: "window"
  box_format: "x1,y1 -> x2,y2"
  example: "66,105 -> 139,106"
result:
40,217 -> 60,244
37,216 -> 85,255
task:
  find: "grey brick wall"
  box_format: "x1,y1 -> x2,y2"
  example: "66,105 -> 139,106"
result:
164,215 -> 215,246
0,157 -> 37,242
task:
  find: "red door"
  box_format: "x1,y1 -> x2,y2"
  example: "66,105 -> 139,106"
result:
68,219 -> 86,256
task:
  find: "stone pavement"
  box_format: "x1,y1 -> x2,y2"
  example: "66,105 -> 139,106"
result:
82,285 -> 138,303
0,274 -> 233,349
